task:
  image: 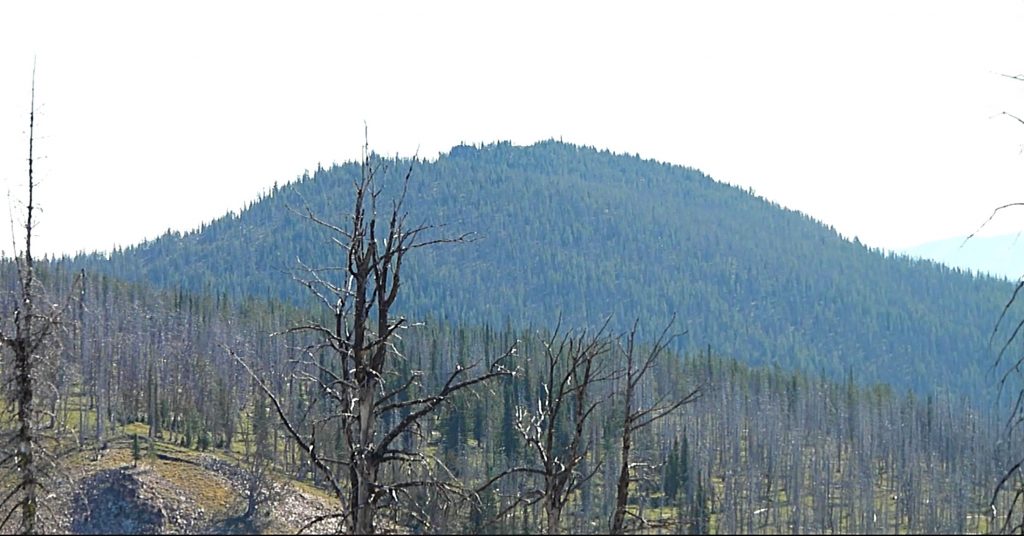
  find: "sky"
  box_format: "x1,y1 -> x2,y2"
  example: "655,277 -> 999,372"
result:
1,1 -> 1023,258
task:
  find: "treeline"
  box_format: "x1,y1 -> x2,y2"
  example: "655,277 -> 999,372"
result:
3,261 -> 1012,533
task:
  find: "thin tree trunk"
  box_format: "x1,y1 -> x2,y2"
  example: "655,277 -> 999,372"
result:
11,62 -> 40,534
545,499 -> 562,535
16,340 -> 37,534
611,422 -> 632,534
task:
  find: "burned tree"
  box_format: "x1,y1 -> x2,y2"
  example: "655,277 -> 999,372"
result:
992,287 -> 1024,533
0,63 -> 79,534
240,373 -> 278,522
984,71 -> 1024,534
234,142 -> 514,534
477,321 -> 614,535
609,318 -> 700,534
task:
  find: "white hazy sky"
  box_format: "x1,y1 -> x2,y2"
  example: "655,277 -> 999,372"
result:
1,1 -> 1023,257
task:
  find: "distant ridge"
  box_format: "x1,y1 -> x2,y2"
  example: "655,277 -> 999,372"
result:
65,140 -> 1018,399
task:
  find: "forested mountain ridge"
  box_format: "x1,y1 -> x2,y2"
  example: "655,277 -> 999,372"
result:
64,140 -> 1016,398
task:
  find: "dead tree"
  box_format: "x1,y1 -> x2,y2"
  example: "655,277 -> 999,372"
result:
0,62 -> 78,534
240,372 -> 279,523
234,141 -> 514,534
609,318 -> 700,534
984,71 -> 1024,534
477,321 -> 613,535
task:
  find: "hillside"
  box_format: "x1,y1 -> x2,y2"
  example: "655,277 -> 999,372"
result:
66,140 -> 1018,398
8,264 -> 1008,534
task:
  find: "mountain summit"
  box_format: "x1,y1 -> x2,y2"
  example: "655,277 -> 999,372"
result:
69,140 -> 1015,398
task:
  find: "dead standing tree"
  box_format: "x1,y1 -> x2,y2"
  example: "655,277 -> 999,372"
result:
0,63 -> 78,535
609,318 -> 700,535
982,72 -> 1024,534
533,326 -> 613,535
234,144 -> 514,534
477,321 -> 614,535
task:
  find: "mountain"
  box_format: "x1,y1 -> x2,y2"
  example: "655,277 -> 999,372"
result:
902,233 -> 1024,281
65,140 -> 1018,398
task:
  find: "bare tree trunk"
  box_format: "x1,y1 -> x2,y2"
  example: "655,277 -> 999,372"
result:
353,380 -> 377,534
233,143 -> 508,534
0,62 -> 85,535
610,401 -> 632,534
545,499 -> 562,535
13,64 -> 40,535
610,319 -> 698,535
15,338 -> 38,534
77,273 -> 87,447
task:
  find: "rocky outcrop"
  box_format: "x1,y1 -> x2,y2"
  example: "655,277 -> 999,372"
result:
20,448 -> 345,534
194,454 -> 343,533
70,467 -> 205,534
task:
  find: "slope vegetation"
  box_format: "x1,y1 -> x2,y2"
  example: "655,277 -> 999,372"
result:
68,140 -> 1017,397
